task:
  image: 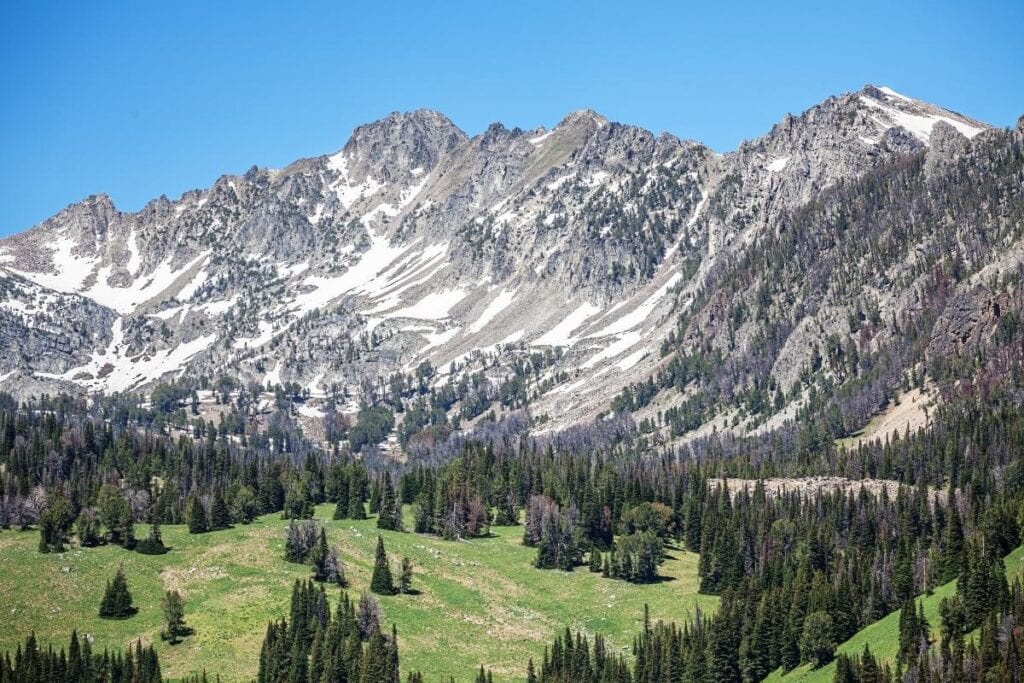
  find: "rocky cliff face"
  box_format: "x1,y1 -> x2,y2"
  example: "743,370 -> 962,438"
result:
2,84 -> 1015,440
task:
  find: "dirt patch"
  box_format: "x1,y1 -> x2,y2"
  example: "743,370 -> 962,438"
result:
723,476 -> 939,501
845,386 -> 935,448
161,564 -> 228,595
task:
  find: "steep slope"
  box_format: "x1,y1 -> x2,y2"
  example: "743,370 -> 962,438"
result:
619,113 -> 1023,444
0,86 -> 1005,440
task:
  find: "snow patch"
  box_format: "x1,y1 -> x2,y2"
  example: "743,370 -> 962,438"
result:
529,130 -> 554,145
198,295 -> 239,316
860,95 -> 986,142
297,403 -> 325,418
589,272 -> 680,338
58,318 -> 217,392
615,348 -> 648,371
264,362 -> 283,389
386,288 -> 467,320
532,302 -> 603,347
583,331 -> 642,368
177,269 -> 208,301
468,289 -> 516,333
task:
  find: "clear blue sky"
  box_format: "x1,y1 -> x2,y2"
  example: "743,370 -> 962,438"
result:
2,0 -> 1022,237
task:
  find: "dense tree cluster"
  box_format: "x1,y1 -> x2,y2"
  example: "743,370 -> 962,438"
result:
256,579 -> 417,683
0,632 -> 161,683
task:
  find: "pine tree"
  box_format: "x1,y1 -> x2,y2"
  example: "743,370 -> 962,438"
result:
160,590 -> 189,644
361,628 -> 389,682
311,528 -> 330,582
186,495 -> 208,534
898,597 -> 919,663
333,482 -> 349,520
370,536 -> 396,595
136,494 -> 167,555
210,489 -> 231,530
348,477 -> 367,520
377,473 -> 402,531
76,508 -> 102,547
589,545 -> 603,572
398,557 -> 414,594
99,565 -> 136,618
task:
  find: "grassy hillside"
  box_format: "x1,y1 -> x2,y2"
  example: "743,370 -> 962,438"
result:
0,504 -> 717,682
768,545 -> 1024,683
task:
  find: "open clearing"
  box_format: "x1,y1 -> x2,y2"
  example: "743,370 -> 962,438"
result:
0,504 -> 717,682
839,386 -> 935,449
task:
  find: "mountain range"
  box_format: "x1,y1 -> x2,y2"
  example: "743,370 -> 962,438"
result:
2,84 -> 1021,443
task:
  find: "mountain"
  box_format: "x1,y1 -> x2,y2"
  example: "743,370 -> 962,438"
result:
1,85 -> 1017,444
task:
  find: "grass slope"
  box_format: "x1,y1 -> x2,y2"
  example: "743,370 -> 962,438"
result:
0,504 -> 717,682
768,545 -> 1024,683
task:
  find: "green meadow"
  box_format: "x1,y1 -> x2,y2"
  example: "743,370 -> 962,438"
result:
0,504 -> 717,682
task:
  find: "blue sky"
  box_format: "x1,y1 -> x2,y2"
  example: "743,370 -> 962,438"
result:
2,1 -> 1022,237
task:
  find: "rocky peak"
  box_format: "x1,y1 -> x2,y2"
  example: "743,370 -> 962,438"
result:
556,109 -> 609,134
925,120 -> 969,179
341,109 -> 467,181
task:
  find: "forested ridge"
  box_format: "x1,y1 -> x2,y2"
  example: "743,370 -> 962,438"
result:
2,375 -> 1024,680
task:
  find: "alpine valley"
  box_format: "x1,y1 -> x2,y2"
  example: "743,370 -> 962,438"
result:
3,83 -> 1024,683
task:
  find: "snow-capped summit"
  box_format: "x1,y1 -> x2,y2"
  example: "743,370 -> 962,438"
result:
858,84 -> 988,143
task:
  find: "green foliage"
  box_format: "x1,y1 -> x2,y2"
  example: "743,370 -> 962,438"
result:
800,611 -> 836,668
398,556 -> 414,595
349,405 -> 395,451
99,565 -> 136,619
160,590 -> 190,645
605,532 -> 664,583
620,502 -> 675,538
98,485 -> 136,547
38,493 -> 73,553
185,495 -> 208,534
376,472 -> 402,531
209,489 -> 231,530
370,536 -> 396,595
0,631 -> 162,683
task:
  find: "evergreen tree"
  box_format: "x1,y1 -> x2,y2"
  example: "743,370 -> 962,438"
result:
588,545 -> 603,572
398,557 -> 414,594
370,536 -> 396,595
38,494 -> 72,553
186,495 -> 209,534
76,508 -> 101,547
348,477 -> 367,520
799,611 -> 836,668
160,590 -> 189,644
99,565 -> 136,618
311,528 -> 330,582
377,473 -> 401,531
210,489 -> 231,530
136,494 -> 167,555
97,485 -> 136,547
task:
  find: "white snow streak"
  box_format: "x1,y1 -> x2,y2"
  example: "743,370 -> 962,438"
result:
468,289 -> 516,333
533,302 -> 602,347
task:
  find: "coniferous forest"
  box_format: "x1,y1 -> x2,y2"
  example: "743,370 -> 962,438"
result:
3,362 -> 1024,681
